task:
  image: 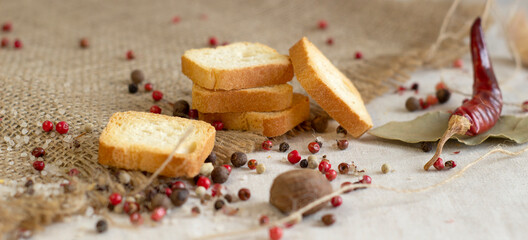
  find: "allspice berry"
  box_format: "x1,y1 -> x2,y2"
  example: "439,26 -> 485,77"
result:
130,69 -> 144,84
205,151 -> 216,165
214,199 -> 225,210
211,166 -> 229,183
311,116 -> 328,133
436,89 -> 451,104
96,219 -> 108,233
173,100 -> 190,117
321,214 -> 336,226
170,188 -> 189,207
151,194 -> 171,210
231,152 -> 247,168
405,97 -> 420,112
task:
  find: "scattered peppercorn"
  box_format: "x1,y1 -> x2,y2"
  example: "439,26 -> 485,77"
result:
130,212 -> 143,225
421,142 -> 433,152
231,152 -> 247,168
126,50 -> 135,60
326,37 -> 334,45
307,155 -> 319,169
212,121 -> 223,130
338,162 -> 349,174
130,71 -> 144,84
196,176 -> 211,189
195,186 -> 206,198
214,199 -> 225,210
172,100 -> 190,117
208,37 -> 218,46
211,166 -> 229,183
96,219 -> 108,233
299,159 -> 308,168
223,194 -> 233,203
355,51 -> 363,59
1,38 -> 8,47
259,215 -> 270,225
307,142 -> 320,154
279,142 -> 289,152
262,140 -> 273,150
311,115 -> 328,133
318,20 -> 328,29
453,58 -> 463,68
2,22 -> 12,32
318,161 -> 331,173
359,175 -> 372,184
55,121 -> 69,134
109,192 -> 122,205
205,151 -> 216,165
238,188 -> 251,201
341,181 -> 353,193
433,158 -> 444,170
144,83 -> 153,92
33,161 -> 45,171
123,201 -> 140,214
522,101 -> 528,112
79,38 -> 89,48
331,196 -> 343,207
269,226 -> 283,240
411,83 -> 419,91
435,81 -> 447,91
128,83 -> 138,94
405,97 -> 420,112
381,163 -> 391,174
150,207 -> 166,222
191,206 -> 201,216
445,160 -> 457,169
325,169 -> 337,181
256,163 -> 266,174
426,95 -> 439,106
152,90 -> 163,101
246,159 -> 257,170
188,109 -> 198,119
337,140 -> 349,150
322,214 -> 336,226
336,125 -> 347,136
72,139 -> 81,148
436,89 -> 451,104
68,168 -> 80,176
170,188 -> 189,207
14,39 -> 22,49
31,147 -> 45,158
151,193 -> 171,210
222,164 -> 232,174
149,105 -> 162,114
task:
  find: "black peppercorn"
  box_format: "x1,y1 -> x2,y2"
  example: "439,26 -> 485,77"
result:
321,214 -> 336,226
411,83 -> 419,91
336,125 -> 347,136
128,83 -> 138,94
421,142 -> 433,152
405,97 -> 420,112
170,188 -> 189,207
230,152 -> 247,168
211,166 -> 229,183
299,159 -> 308,168
238,188 -> 251,201
337,140 -> 349,150
315,139 -> 323,148
279,142 -> 289,152
312,116 -> 328,133
24,179 -> 34,188
130,69 -> 144,84
173,100 -> 190,117
436,89 -> 451,104
205,152 -> 216,165
224,194 -> 233,203
214,199 -> 225,210
96,219 -> 108,233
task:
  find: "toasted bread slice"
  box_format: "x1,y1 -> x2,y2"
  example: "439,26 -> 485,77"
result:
192,84 -> 293,113
289,37 -> 373,138
182,42 -> 294,90
98,111 -> 215,178
199,93 -> 310,137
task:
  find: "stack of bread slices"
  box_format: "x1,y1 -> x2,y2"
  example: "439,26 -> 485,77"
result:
181,42 -> 310,137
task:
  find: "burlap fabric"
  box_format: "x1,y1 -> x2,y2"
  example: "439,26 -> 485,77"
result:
0,0 -> 487,237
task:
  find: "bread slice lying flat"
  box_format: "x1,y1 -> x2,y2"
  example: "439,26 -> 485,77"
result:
182,42 -> 294,90
289,37 -> 373,138
192,84 -> 293,113
199,93 -> 310,137
98,111 -> 215,178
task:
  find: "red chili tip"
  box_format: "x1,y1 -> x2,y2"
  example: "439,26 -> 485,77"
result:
318,20 -> 328,29
355,51 -> 363,59
2,22 -> 12,32
172,16 -> 181,23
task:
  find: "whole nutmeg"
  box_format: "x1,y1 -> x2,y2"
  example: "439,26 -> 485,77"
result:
173,100 -> 190,117
150,193 -> 171,210
170,188 -> 189,207
211,166 -> 230,183
311,116 -> 328,133
130,69 -> 144,84
231,152 -> 247,168
269,169 -> 332,216
205,151 -> 216,165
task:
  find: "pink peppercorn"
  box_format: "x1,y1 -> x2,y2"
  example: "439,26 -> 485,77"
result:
269,226 -> 283,240
171,181 -> 186,190
355,51 -> 363,59
308,142 -> 320,154
453,58 -> 463,68
130,212 -> 143,225
248,159 -> 257,170
326,37 -> 334,45
260,215 -> 270,225
14,39 -> 22,49
426,95 -> 439,106
152,90 -> 163,101
188,109 -> 198,119
33,161 -> 45,171
42,120 -> 54,132
109,193 -> 122,205
318,161 -> 331,173
150,105 -> 162,114
325,169 -> 337,181
262,140 -> 273,150
359,175 -> 372,184
144,83 -> 153,92
172,16 -> 181,23
1,38 -> 8,47
435,82 -> 446,91
433,158 -> 444,170
211,183 -> 223,197
56,121 -> 69,134
213,121 -> 224,130
196,176 -> 211,189
209,37 -> 218,46
68,168 -> 80,176
165,187 -> 172,197
2,22 -> 12,32
318,20 -> 328,29
151,207 -> 166,222
126,50 -> 135,60
287,150 -> 301,164
331,196 -> 342,207
223,164 -> 232,174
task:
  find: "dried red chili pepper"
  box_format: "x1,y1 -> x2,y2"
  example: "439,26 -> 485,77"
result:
424,18 -> 502,170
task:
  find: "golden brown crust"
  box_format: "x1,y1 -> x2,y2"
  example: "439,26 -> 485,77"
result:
98,112 -> 215,178
192,84 -> 293,113
289,37 -> 373,138
199,94 -> 310,137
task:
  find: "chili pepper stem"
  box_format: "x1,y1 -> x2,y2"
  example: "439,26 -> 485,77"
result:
424,115 -> 470,170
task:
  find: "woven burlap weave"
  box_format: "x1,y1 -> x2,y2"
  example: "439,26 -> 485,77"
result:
0,0 -> 487,237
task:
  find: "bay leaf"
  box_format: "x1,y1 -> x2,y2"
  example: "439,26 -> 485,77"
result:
369,111 -> 528,145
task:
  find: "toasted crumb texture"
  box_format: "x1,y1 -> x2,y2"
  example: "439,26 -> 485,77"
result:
289,37 -> 373,138
98,111 -> 216,178
192,84 -> 293,113
199,94 -> 310,137
182,42 -> 294,90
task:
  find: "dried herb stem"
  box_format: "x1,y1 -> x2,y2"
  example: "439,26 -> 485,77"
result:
424,115 -> 470,170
